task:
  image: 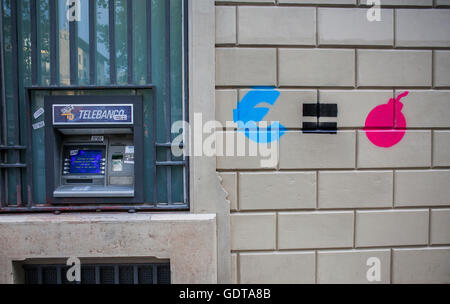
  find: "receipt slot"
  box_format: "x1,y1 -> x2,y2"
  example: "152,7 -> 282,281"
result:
44,95 -> 144,204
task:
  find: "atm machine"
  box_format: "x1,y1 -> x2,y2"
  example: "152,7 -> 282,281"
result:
44,95 -> 144,204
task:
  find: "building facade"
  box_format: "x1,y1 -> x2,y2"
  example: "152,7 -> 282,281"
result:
0,0 -> 449,284
216,0 -> 450,284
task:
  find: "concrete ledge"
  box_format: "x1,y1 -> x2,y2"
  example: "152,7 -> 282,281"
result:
0,212 -> 217,284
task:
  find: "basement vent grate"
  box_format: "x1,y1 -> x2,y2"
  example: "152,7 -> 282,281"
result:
23,263 -> 171,285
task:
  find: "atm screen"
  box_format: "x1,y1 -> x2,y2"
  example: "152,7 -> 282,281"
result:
69,150 -> 103,174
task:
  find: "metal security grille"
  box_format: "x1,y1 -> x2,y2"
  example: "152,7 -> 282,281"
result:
0,0 -> 189,212
23,263 -> 171,284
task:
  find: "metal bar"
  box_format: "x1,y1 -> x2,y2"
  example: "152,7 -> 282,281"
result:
127,0 -> 133,84
0,0 -> 6,147
26,85 -> 154,91
165,0 -> 172,205
37,266 -> 43,284
114,265 -> 119,284
89,0 -> 96,85
183,0 -> 189,207
69,12 -> 77,85
56,266 -> 62,284
156,142 -> 183,148
0,1 -> 6,207
25,88 -> 33,206
11,0 -> 22,206
0,167 -> 4,207
146,0 -> 152,83
153,87 -> 157,203
152,265 -> 157,284
0,164 -> 27,168
133,265 -> 138,284
156,161 -> 185,166
31,0 -> 38,85
0,146 -> 27,150
50,0 -> 57,85
0,204 -> 188,213
95,266 -> 100,284
109,0 -> 116,84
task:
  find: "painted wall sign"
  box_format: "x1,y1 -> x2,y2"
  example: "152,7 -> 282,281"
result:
302,103 -> 338,134
52,104 -> 134,125
364,91 -> 409,148
233,87 -> 286,143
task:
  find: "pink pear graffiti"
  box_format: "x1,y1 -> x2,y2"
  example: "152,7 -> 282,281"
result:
364,91 -> 409,148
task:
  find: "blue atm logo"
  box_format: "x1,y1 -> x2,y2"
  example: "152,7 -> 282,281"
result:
233,88 -> 286,143
53,104 -> 134,125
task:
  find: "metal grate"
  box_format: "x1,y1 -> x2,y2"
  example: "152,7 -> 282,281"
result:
0,0 -> 190,212
23,263 -> 171,285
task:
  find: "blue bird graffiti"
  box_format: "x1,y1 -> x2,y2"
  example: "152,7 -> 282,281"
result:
233,87 -> 286,143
